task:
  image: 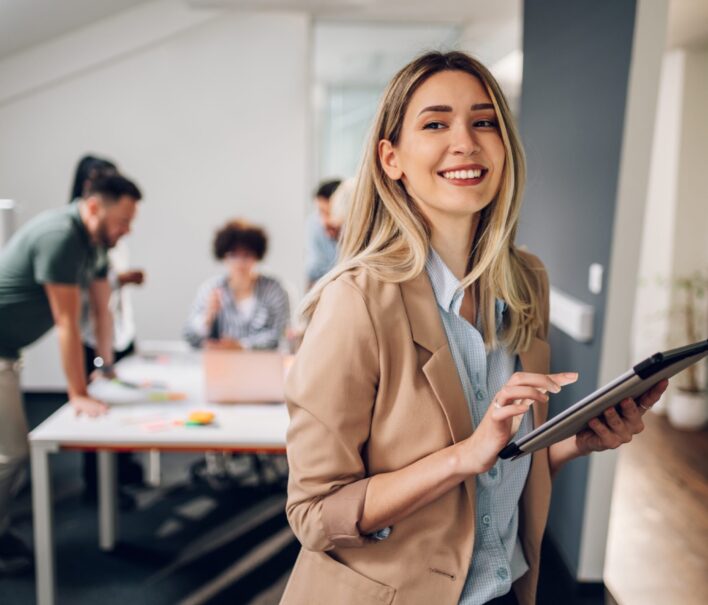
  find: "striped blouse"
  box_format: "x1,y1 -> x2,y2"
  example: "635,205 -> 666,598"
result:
184,274 -> 290,350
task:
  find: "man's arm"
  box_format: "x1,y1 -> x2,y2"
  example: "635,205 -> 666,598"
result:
88,278 -> 114,373
44,283 -> 108,416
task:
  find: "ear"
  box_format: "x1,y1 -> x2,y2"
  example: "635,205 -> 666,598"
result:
378,139 -> 403,180
84,195 -> 102,216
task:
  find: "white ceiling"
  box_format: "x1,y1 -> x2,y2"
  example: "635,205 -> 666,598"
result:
0,0 -> 152,59
187,0 -> 519,26
0,0 -> 519,61
2,0 -> 705,63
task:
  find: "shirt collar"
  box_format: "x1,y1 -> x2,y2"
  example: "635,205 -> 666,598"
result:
425,247 -> 507,329
425,247 -> 464,314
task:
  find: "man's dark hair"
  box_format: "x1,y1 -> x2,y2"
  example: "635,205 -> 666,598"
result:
314,179 -> 342,200
85,174 -> 142,204
213,219 -> 268,260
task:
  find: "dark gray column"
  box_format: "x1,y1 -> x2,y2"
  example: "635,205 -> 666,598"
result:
517,0 -> 637,576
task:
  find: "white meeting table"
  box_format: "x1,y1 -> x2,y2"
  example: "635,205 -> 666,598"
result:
28,347 -> 289,605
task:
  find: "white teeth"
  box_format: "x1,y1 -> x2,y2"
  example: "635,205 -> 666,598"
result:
442,169 -> 483,180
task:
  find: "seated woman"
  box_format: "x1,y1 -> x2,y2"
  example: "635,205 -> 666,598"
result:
184,219 -> 290,350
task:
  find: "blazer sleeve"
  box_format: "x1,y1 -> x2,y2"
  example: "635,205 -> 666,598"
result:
285,277 -> 379,552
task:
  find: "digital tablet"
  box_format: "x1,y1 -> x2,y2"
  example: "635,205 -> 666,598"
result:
499,339 -> 708,460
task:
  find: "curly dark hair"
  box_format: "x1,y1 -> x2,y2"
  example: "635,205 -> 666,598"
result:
213,219 -> 268,260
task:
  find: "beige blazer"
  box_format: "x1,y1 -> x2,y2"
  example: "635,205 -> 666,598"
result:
283,252 -> 552,605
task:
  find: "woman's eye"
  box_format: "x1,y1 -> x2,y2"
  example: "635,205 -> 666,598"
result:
475,119 -> 498,128
423,121 -> 446,130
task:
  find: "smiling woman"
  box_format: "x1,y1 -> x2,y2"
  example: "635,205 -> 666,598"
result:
302,51 -> 538,355
282,50 -> 666,605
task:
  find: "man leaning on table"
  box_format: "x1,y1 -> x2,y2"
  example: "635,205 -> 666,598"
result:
0,174 -> 142,575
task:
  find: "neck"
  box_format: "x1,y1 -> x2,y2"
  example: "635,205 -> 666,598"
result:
429,213 -> 481,280
76,201 -> 98,245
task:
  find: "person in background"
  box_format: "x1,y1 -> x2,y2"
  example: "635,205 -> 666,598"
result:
69,155 -> 118,205
185,219 -> 290,350
0,174 -> 142,574
305,179 -> 341,288
69,155 -> 146,505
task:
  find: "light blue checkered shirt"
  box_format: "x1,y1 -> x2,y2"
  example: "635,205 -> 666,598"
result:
425,249 -> 532,605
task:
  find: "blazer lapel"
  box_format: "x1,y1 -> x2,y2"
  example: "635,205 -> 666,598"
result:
400,271 -> 552,434
399,272 -> 474,444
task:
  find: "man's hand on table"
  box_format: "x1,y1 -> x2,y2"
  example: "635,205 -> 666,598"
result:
70,395 -> 109,417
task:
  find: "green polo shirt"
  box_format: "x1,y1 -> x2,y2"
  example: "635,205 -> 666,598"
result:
0,204 -> 108,359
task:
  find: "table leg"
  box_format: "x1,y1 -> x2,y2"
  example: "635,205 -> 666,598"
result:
146,449 -> 161,487
31,444 -> 55,605
97,450 -> 117,551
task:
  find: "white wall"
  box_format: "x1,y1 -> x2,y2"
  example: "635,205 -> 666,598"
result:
630,51 -> 683,363
673,49 -> 708,305
630,46 -> 708,386
0,0 -> 311,389
669,48 -> 708,388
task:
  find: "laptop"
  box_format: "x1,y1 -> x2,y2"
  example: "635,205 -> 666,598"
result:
203,349 -> 291,403
499,339 -> 708,460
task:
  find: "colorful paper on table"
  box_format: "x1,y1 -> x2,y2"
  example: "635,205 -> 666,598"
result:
88,378 -> 186,405
186,411 -> 215,425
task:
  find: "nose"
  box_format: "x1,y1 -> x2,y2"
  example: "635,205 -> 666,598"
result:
449,123 -> 481,156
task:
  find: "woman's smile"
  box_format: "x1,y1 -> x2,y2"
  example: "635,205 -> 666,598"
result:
438,162 -> 489,186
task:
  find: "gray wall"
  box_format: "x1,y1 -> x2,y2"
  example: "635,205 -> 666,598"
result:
517,0 -> 637,576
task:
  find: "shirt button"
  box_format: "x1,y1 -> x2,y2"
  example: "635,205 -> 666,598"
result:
496,567 -> 509,580
481,514 -> 492,527
488,467 -> 498,478
475,388 -> 486,401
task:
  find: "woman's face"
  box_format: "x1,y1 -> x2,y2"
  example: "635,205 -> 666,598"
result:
379,70 -> 506,225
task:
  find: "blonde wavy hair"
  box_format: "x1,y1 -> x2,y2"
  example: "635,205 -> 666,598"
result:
301,51 -> 544,353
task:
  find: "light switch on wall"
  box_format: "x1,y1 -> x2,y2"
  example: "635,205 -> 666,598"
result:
589,263 -> 603,294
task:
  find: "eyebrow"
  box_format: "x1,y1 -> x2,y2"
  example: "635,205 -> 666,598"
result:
417,103 -> 495,117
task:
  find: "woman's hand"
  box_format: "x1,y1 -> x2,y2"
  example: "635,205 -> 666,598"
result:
457,371 -> 579,474
205,289 -> 223,326
574,379 -> 669,455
